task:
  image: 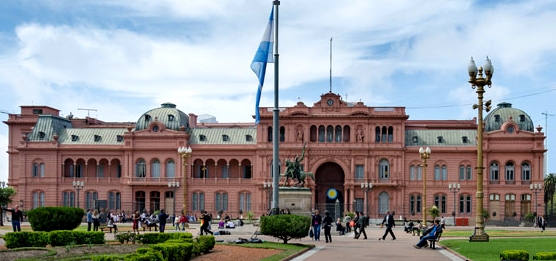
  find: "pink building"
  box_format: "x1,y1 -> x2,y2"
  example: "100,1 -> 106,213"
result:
4,93 -> 546,225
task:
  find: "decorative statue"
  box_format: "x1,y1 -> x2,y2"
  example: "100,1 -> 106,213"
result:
281,143 -> 315,187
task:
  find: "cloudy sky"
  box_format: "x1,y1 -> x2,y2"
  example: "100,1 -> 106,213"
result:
1,0 -> 556,183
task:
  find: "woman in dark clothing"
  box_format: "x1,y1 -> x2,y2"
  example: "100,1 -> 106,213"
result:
311,210 -> 323,241
323,211 -> 334,243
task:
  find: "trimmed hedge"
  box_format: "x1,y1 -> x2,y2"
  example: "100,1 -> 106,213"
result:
27,206 -> 84,231
533,252 -> 556,260
151,242 -> 194,261
260,214 -> 311,243
3,232 -> 49,248
501,250 -> 529,261
139,232 -> 193,244
4,231 -> 104,248
125,248 -> 164,261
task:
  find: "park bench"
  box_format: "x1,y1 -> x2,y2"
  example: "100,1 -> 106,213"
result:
427,232 -> 442,249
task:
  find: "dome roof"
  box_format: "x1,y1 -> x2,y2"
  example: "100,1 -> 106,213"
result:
484,102 -> 534,132
135,102 -> 189,131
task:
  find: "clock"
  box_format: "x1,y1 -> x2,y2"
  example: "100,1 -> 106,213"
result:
507,126 -> 514,133
327,99 -> 334,106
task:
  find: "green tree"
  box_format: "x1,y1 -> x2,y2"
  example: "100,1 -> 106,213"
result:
27,206 -> 84,231
428,205 -> 440,220
0,185 -> 17,226
260,214 -> 311,244
544,173 -> 556,215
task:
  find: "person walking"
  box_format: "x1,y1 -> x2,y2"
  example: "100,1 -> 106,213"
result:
2,205 -> 23,232
311,210 -> 323,241
200,211 -> 213,235
352,211 -> 360,238
323,210 -> 334,243
379,210 -> 396,241
86,209 -> 93,231
356,211 -> 368,239
132,210 -> 140,234
158,209 -> 169,233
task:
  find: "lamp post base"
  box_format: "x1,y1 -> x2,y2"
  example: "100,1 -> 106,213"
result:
469,232 -> 489,242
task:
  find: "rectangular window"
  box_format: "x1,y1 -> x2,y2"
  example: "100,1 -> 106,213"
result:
459,166 -> 465,180
442,166 -> 447,180
434,166 -> 441,180
354,198 -> 364,213
355,165 -> 364,179
63,191 -> 75,207
86,192 -> 98,210
466,166 -> 472,180
97,165 -> 104,178
222,165 -> 228,178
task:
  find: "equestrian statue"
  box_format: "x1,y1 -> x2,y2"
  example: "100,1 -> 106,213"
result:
281,143 -> 315,187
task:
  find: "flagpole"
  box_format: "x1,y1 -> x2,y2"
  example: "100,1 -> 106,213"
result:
271,0 -> 280,215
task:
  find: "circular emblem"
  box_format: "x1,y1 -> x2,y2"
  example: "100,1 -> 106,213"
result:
327,99 -> 334,106
326,188 -> 338,200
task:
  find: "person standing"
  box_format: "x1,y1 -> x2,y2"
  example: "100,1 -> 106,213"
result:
379,210 -> 396,240
352,211 -> 360,238
440,216 -> 446,230
2,205 -> 23,232
92,209 -> 100,231
356,212 -> 368,239
311,210 -> 323,241
132,210 -> 140,234
322,211 -> 334,243
158,209 -> 169,233
200,211 -> 213,235
86,209 -> 93,231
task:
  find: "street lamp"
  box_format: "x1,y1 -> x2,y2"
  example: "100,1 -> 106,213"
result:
419,147 -> 431,225
530,183 -> 542,217
449,183 -> 460,226
168,181 -> 180,215
0,181 -> 6,226
72,180 -> 85,209
177,146 -> 192,215
468,56 -> 493,242
263,181 -> 272,213
360,182 -> 372,216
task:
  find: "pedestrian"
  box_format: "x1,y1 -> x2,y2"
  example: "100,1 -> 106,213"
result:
175,214 -> 181,231
414,219 -> 441,249
180,213 -> 187,230
323,210 -> 334,243
344,214 -> 351,233
356,211 -> 368,239
86,209 -> 93,231
352,211 -> 360,238
379,210 -> 396,240
158,209 -> 169,233
540,215 -> 547,232
200,211 -> 213,235
311,210 -> 323,241
132,210 -> 140,234
440,216 -> 446,229
2,205 -> 23,232
92,209 -> 100,231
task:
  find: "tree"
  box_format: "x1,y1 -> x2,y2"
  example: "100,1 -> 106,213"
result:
0,186 -> 17,226
428,205 -> 440,221
260,214 -> 311,244
544,173 -> 556,215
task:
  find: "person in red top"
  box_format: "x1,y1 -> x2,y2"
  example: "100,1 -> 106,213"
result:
2,205 -> 23,232
179,214 -> 187,231
131,210 -> 140,234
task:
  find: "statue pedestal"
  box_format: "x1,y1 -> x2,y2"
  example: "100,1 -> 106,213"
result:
279,187 -> 312,216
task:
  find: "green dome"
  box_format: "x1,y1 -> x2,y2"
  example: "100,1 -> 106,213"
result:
484,102 -> 534,132
135,102 -> 189,131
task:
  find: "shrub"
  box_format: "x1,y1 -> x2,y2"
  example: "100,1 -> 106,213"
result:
27,206 -> 84,231
150,242 -> 194,261
196,235 -> 215,254
125,248 -> 164,261
500,250 -> 529,261
92,255 -> 122,261
260,214 -> 311,243
50,230 -> 76,247
74,231 -> 105,245
4,231 -> 49,248
533,252 -> 556,260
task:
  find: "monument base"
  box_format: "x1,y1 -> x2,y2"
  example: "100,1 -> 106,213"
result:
279,187 -> 312,216
469,233 -> 489,242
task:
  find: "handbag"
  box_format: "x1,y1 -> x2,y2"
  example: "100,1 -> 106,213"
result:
349,220 -> 355,227
309,227 -> 314,238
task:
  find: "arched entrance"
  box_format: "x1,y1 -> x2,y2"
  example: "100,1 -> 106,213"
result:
315,162 -> 345,218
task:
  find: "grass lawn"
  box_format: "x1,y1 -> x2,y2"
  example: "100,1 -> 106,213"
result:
229,242 -> 310,261
442,237 -> 556,261
441,229 -> 556,237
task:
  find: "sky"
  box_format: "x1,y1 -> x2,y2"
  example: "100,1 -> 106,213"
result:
1,0 -> 556,183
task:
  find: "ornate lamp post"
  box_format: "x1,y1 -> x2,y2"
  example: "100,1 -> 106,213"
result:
168,181 -> 180,215
72,180 -> 85,209
449,183 -> 460,226
419,147 -> 431,225
468,56 -> 493,242
263,181 -> 272,213
530,183 -> 542,217
177,146 -> 192,215
360,182 -> 372,216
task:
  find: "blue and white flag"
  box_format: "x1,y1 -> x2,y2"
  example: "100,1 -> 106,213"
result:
251,8 -> 274,124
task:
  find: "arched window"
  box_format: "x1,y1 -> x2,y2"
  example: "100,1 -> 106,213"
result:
381,126 -> 387,142
326,125 -> 334,142
490,162 -> 499,181
267,126 -> 272,142
318,126 -> 325,142
434,194 -> 447,213
387,126 -> 393,142
378,159 -> 389,179
442,165 -> 448,180
335,125 -> 342,142
135,191 -> 146,213
239,192 -> 251,212
136,159 -> 146,178
32,163 -> 45,178
521,163 -> 531,181
151,159 -> 161,178
417,165 -> 423,180
310,125 -> 317,142
215,192 -> 228,212
343,125 -> 351,142
434,165 -> 441,180
375,126 -> 381,142
410,165 -> 416,180
505,162 -> 515,181
279,126 -> 285,142
166,159 -> 175,178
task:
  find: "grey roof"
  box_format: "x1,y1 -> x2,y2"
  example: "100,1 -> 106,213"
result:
405,130 -> 477,147
190,128 -> 257,145
27,115 -> 73,142
484,102 -> 534,132
59,128 -> 127,145
135,102 -> 189,131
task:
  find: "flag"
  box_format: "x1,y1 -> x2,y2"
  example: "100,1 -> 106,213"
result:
251,8 -> 274,124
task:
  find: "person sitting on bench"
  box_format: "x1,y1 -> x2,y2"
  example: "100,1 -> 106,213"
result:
414,219 -> 441,249
107,217 -> 118,233
226,220 -> 235,228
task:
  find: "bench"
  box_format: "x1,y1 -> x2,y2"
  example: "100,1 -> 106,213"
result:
427,232 -> 442,249
98,222 -> 118,233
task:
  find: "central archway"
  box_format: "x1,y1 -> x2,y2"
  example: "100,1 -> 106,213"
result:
314,162 -> 345,217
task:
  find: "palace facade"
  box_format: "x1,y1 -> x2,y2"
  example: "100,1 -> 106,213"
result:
4,92 -> 546,225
